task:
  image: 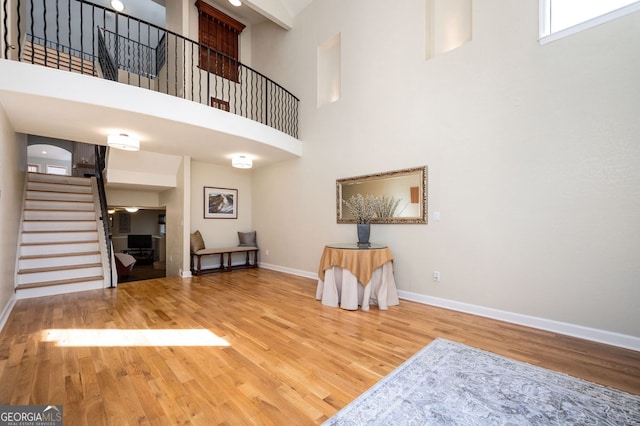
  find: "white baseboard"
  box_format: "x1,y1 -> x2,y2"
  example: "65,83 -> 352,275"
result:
398,290 -> 640,352
260,264 -> 640,351
0,294 -> 17,333
259,262 -> 318,280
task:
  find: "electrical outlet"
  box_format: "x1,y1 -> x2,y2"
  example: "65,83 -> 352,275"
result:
432,271 -> 441,282
265,249 -> 270,256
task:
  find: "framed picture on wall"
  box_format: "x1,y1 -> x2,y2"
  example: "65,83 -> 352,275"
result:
204,187 -> 238,219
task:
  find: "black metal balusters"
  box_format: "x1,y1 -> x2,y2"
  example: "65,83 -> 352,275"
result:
1,0 -> 299,138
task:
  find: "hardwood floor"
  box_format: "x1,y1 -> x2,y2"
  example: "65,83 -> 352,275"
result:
118,263 -> 166,284
1,268 -> 638,425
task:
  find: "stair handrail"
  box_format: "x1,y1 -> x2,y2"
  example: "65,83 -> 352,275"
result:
97,27 -> 117,81
94,145 -> 113,288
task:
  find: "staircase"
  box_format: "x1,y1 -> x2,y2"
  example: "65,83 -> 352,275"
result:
22,40 -> 98,76
16,173 -> 110,299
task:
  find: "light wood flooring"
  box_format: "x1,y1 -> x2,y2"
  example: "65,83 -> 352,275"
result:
0,269 -> 638,425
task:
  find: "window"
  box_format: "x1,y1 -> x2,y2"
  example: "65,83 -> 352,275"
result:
196,0 -> 245,81
46,165 -> 68,175
28,164 -> 40,172
540,0 -> 640,44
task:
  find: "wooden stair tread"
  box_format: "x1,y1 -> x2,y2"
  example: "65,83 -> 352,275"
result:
18,263 -> 102,275
28,179 -> 92,187
26,198 -> 93,203
23,208 -> 95,212
22,229 -> 97,234
21,240 -> 99,246
22,43 -> 97,76
27,189 -> 92,194
20,251 -> 101,260
16,275 -> 104,290
23,219 -> 96,222
17,171 -> 105,293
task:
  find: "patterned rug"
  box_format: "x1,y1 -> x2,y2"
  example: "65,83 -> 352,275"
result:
324,338 -> 640,425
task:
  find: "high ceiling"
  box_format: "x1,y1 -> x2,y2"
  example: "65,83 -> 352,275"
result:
189,0 -> 313,29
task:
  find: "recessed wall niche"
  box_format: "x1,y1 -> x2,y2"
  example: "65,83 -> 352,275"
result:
426,0 -> 472,58
317,33 -> 341,107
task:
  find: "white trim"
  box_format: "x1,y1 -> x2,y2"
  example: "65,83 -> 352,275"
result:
0,294 -> 17,333
398,290 -> 640,352
278,265 -> 640,350
179,269 -> 192,278
259,262 -> 318,280
539,1 -> 640,45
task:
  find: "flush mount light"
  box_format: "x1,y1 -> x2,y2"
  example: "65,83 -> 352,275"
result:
111,0 -> 125,12
108,209 -> 115,214
107,133 -> 139,151
228,0 -> 242,6
125,207 -> 139,213
232,155 -> 252,169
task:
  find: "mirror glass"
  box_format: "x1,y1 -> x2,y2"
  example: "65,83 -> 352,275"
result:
336,166 -> 427,224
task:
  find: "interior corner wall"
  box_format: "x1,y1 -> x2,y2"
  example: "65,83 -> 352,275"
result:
0,105 -> 26,322
159,156 -> 189,277
250,1 -> 640,339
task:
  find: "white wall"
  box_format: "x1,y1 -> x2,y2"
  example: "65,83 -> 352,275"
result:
159,156 -> 189,277
190,159 -> 253,267
106,188 -> 162,209
0,105 -> 26,327
250,1 -> 640,339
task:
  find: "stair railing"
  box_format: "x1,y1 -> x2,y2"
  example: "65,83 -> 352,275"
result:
94,145 -> 113,288
0,0 -> 299,138
97,27 -> 117,81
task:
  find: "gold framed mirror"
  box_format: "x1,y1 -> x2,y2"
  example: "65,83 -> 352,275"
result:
336,166 -> 427,224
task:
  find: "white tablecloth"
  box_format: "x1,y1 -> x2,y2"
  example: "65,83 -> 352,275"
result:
316,262 -> 399,311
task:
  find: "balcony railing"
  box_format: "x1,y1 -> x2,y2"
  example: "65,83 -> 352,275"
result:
0,0 -> 299,138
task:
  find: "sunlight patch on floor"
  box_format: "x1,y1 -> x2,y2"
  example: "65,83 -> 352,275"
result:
41,329 -> 230,347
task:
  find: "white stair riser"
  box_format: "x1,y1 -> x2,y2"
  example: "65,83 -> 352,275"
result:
17,266 -> 104,285
28,174 -> 91,186
19,253 -> 102,269
21,241 -> 100,256
22,231 -> 99,244
25,200 -> 95,211
18,174 -> 108,295
27,191 -> 93,202
27,181 -> 92,194
22,221 -> 98,231
24,210 -> 96,221
16,280 -> 106,299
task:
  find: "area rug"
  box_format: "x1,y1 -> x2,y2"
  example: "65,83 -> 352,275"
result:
324,338 -> 640,425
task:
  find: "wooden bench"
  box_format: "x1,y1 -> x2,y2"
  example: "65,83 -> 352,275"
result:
191,246 -> 259,275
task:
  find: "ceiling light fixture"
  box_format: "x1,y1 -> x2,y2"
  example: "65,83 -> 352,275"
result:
229,0 -> 242,6
232,155 -> 252,169
107,133 -> 139,151
125,207 -> 139,213
111,0 -> 125,12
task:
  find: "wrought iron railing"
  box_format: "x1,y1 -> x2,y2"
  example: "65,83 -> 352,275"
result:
1,0 -> 299,138
94,145 -> 113,288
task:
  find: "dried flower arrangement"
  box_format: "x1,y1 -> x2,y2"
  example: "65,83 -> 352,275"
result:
343,193 -> 380,224
375,196 -> 401,219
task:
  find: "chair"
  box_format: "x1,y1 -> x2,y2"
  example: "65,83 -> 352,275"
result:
115,253 -> 136,277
